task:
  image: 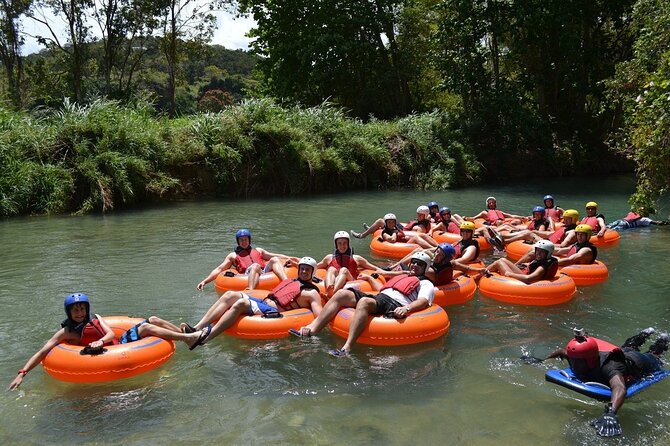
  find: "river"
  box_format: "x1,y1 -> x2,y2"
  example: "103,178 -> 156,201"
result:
1,175 -> 669,445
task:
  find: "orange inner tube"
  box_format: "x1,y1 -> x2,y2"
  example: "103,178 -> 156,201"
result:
478,273 -> 576,306
214,266 -> 298,292
504,240 -> 534,261
590,229 -> 620,246
221,289 -> 317,339
42,316 -> 176,383
330,305 -> 450,346
559,260 -> 609,286
433,275 -> 477,306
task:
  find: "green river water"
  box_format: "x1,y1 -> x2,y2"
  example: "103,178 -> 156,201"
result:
1,175 -> 670,445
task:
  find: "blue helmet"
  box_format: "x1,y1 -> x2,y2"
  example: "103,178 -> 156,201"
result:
532,206 -> 545,215
437,243 -> 456,261
428,201 -> 439,209
543,194 -> 554,202
64,292 -> 90,318
235,229 -> 251,243
439,207 -> 451,215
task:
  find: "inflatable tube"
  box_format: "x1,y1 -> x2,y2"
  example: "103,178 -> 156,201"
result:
432,232 -> 492,251
590,229 -> 620,247
42,316 -> 175,383
545,337 -> 670,400
369,236 -> 420,260
478,273 -> 576,306
214,266 -> 299,292
330,305 -> 450,346
559,261 -> 609,286
222,290 -> 317,339
433,275 -> 477,306
505,240 -> 534,261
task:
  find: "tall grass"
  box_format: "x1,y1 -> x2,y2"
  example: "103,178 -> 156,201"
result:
0,98 -> 481,216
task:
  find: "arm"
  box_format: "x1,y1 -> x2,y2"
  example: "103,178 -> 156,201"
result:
608,374 -> 627,413
88,315 -> 117,349
316,255 -> 332,269
557,247 -> 591,266
197,253 -> 235,290
467,211 -> 487,221
9,329 -> 71,390
597,218 -> 607,237
257,247 -> 291,260
507,264 -> 546,284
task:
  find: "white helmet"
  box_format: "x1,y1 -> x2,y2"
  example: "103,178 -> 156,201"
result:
383,213 -> 397,221
298,256 -> 318,271
486,196 -> 497,205
410,251 -> 432,269
416,205 -> 430,215
333,230 -> 350,241
533,240 -> 555,256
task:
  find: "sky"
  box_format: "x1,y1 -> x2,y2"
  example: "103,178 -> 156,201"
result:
21,10 -> 256,55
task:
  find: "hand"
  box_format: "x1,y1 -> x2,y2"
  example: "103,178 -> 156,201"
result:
393,306 -> 410,319
197,281 -> 205,291
88,340 -> 104,350
8,374 -> 23,390
591,405 -> 622,437
520,355 -> 544,364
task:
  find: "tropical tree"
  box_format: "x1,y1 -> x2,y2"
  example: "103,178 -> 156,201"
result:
0,0 -> 32,107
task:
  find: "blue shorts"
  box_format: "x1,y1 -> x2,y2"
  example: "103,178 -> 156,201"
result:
119,319 -> 148,344
244,295 -> 278,316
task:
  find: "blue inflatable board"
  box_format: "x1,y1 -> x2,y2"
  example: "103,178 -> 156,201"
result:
545,368 -> 670,401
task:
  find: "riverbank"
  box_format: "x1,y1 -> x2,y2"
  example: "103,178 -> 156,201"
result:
0,98 -> 628,217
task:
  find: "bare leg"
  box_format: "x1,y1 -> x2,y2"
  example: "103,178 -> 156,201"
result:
332,269 -> 353,295
204,298 -> 252,343
352,218 -> 384,238
340,297 -> 377,353
486,258 -> 523,275
267,257 -> 288,280
408,233 -> 438,248
194,291 -> 244,329
302,289 -> 358,334
138,318 -> 202,347
246,264 -> 262,289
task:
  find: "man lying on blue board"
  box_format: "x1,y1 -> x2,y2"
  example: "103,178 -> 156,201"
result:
537,328 -> 668,437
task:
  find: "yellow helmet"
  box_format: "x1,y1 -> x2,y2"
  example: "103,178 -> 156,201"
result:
585,201 -> 598,209
460,221 -> 476,231
563,209 -> 579,220
575,224 -> 593,238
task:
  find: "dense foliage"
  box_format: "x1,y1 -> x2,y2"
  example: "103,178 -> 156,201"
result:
0,98 -> 480,216
0,0 -> 668,215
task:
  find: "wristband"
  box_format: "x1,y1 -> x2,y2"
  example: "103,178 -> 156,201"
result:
18,369 -> 27,376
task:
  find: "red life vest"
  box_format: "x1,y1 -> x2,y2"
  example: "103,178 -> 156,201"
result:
445,220 -> 460,234
580,216 -> 601,232
330,250 -> 358,276
267,279 -> 318,310
432,263 -> 454,286
79,318 -> 117,346
624,212 -> 641,222
234,247 -> 266,273
545,207 -> 562,222
566,242 -> 597,263
405,220 -> 431,233
486,209 -> 504,224
382,274 -> 421,295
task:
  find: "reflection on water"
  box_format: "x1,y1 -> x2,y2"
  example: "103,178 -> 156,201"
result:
2,175 -> 670,444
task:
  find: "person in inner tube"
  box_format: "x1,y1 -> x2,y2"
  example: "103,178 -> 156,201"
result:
483,240 -> 558,283
289,251 -> 435,358
607,206 -> 669,230
196,229 -> 298,291
8,293 -> 204,390
466,196 -> 524,227
183,257 -> 323,350
543,328 -> 668,437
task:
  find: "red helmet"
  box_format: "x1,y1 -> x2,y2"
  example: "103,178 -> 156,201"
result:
566,336 -> 599,369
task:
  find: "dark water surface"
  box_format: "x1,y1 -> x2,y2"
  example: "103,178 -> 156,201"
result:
2,175 -> 670,445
